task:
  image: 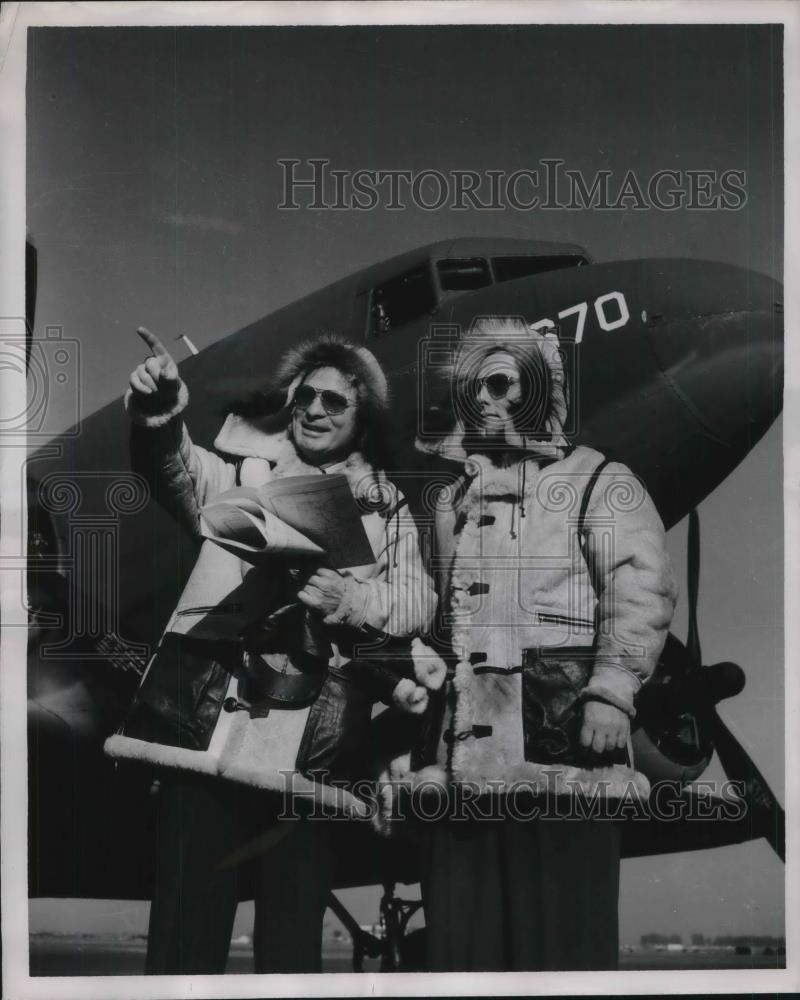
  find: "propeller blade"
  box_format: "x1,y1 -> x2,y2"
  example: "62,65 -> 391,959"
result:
703,705 -> 785,862
621,788 -> 777,859
676,508 -> 783,861
686,508 -> 702,666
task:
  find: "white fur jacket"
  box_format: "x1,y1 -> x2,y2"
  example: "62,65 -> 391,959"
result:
104,382 -> 436,808
381,445 -> 679,809
121,385 -> 436,646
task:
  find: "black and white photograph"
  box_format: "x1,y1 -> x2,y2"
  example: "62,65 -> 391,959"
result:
1,2 -> 796,996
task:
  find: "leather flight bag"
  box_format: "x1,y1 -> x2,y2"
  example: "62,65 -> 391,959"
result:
119,631 -> 238,751
521,646 -> 627,767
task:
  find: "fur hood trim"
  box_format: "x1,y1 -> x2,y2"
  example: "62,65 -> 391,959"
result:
415,325 -> 569,464
273,333 -> 390,411
216,333 -> 392,477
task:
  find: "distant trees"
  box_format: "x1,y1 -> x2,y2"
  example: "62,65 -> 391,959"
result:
712,935 -> 785,948
640,933 -> 680,947
640,932 -> 785,950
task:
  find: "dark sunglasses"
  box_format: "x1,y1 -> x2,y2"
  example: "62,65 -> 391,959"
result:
292,383 -> 355,416
473,372 -> 519,399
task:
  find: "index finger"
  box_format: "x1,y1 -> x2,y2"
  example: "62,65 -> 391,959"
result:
137,326 -> 173,363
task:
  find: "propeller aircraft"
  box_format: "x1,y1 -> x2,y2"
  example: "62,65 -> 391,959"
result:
25,236 -> 784,969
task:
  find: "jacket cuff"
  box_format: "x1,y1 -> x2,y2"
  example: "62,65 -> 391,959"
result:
579,683 -> 637,719
584,660 -> 641,717
323,575 -> 370,629
392,678 -> 429,715
124,381 -> 189,428
411,637 -> 447,691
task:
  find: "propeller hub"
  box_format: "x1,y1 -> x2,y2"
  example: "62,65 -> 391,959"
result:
703,661 -> 746,704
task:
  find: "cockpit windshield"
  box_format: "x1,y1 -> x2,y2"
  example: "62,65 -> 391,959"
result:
492,255 -> 587,283
369,264 -> 437,338
367,252 -> 589,338
437,258 -> 492,291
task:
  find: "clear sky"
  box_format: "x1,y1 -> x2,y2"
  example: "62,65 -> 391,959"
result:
26,24 -> 784,941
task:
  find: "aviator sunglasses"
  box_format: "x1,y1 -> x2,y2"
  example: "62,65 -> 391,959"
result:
292,383 -> 355,416
473,372 -> 519,399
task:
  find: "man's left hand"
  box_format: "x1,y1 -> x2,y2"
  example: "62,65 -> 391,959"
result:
297,567 -> 346,616
579,700 -> 630,755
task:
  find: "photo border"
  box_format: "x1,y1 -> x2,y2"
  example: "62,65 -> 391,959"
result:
1,1 -> 797,997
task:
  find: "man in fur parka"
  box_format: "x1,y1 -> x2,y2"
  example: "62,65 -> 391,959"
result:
390,316 -> 678,971
108,328 -> 435,974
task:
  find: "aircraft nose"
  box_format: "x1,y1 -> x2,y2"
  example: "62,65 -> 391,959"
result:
646,273 -> 782,454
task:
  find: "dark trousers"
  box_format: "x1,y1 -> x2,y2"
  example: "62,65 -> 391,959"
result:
419,814 -> 621,972
145,773 -> 332,974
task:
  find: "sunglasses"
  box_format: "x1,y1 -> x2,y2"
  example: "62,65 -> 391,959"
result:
292,383 -> 355,416
473,373 -> 519,399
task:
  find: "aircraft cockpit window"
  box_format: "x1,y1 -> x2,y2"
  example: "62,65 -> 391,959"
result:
369,264 -> 437,337
492,254 -> 588,283
437,258 -> 492,291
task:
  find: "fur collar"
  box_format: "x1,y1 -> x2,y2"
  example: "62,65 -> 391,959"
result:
214,412 -> 388,502
460,453 -> 545,502
215,412 -> 290,461
419,429 -> 568,465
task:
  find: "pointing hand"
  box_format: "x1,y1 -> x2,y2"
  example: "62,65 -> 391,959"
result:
129,327 -> 181,406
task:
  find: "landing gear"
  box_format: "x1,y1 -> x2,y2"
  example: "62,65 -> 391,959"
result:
326,882 -> 424,972
378,882 -> 424,971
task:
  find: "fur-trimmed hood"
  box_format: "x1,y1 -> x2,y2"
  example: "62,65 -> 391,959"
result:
227,333 -> 390,423
415,323 -> 569,464
221,333 -> 393,472
273,333 -> 389,409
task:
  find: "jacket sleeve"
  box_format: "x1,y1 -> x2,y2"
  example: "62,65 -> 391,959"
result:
582,461 -> 679,716
126,382 -> 237,537
323,497 -> 437,638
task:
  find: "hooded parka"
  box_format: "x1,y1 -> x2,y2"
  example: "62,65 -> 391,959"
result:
380,325 -> 679,810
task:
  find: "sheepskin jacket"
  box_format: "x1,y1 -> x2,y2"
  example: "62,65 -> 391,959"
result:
105,360 -> 436,801
382,328 -> 678,804
123,409 -> 435,647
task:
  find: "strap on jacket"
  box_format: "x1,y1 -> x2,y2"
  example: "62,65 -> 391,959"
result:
578,457 -> 611,605
578,457 -> 611,539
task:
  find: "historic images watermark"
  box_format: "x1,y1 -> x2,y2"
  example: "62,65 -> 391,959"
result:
278,158 -> 748,212
0,320 -> 81,440
275,770 -> 750,824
